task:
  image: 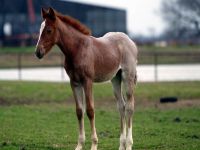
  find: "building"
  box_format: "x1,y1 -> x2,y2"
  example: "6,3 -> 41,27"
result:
0,0 -> 127,46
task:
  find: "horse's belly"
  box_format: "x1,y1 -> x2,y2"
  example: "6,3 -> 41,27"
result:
93,57 -> 121,82
92,39 -> 121,82
94,67 -> 120,82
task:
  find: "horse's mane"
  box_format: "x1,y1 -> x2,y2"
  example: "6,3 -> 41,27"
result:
55,11 -> 91,35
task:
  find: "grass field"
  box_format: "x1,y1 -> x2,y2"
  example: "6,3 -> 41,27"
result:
0,81 -> 200,104
0,81 -> 200,150
1,104 -> 200,150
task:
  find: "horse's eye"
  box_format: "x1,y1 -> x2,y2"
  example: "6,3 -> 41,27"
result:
46,29 -> 52,34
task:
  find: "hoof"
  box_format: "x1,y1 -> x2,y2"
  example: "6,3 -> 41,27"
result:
126,147 -> 132,150
119,146 -> 126,150
119,138 -> 126,150
91,144 -> 98,150
75,144 -> 83,150
119,141 -> 126,150
126,145 -> 132,150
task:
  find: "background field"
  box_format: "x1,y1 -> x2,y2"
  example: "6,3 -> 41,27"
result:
0,81 -> 200,150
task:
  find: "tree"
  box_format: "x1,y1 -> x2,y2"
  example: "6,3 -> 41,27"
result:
161,0 -> 200,41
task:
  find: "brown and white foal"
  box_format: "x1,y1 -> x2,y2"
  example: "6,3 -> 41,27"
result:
35,7 -> 138,150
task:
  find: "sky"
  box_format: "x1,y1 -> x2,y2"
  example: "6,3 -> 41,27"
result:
66,0 -> 166,36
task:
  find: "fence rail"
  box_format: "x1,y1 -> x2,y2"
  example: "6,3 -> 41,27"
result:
138,50 -> 200,64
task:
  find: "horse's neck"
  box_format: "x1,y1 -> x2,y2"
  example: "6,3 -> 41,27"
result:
56,20 -> 87,57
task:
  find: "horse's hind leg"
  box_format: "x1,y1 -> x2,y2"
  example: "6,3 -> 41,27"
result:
111,69 -> 126,150
122,69 -> 136,150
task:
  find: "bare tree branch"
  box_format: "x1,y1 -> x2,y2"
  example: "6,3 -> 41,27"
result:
161,0 -> 200,39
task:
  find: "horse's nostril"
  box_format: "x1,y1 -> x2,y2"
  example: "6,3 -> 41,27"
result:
35,51 -> 38,56
35,51 -> 39,57
35,50 -> 43,59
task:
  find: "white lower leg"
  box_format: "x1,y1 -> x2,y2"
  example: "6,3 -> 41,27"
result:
126,126 -> 133,150
125,103 -> 133,150
119,117 -> 126,150
75,119 -> 85,150
91,127 -> 98,150
75,132 -> 85,150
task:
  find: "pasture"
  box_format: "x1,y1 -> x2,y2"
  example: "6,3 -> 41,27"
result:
0,81 -> 200,150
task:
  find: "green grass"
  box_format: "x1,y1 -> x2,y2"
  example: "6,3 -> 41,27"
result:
0,81 -> 200,105
0,46 -> 60,53
0,81 -> 200,149
139,45 -> 200,52
0,104 -> 200,150
138,45 -> 200,64
0,46 -> 35,53
0,46 -> 62,68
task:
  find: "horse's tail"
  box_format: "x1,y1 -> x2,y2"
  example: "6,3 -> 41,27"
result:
134,60 -> 138,85
117,68 -> 137,85
134,73 -> 137,85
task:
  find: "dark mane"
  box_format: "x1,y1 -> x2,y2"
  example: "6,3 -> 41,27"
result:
55,12 -> 91,35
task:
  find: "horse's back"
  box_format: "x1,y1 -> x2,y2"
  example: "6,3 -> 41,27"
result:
103,32 -> 138,66
103,32 -> 137,58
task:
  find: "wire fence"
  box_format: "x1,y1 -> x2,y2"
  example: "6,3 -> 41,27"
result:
0,51 -> 200,82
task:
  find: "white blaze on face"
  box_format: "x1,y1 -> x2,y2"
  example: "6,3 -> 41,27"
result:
36,20 -> 46,46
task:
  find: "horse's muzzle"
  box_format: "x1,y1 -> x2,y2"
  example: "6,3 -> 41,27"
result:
35,48 -> 44,59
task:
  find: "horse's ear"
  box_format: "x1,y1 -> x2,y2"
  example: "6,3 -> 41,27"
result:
48,7 -> 56,21
41,8 -> 48,19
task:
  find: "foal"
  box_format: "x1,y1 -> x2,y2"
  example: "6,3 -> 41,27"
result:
35,7 -> 138,150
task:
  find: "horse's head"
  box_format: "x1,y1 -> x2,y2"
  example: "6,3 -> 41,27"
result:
35,7 -> 58,59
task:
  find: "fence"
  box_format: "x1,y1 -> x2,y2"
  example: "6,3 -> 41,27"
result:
138,50 -> 200,81
0,50 -> 200,82
0,51 -> 66,81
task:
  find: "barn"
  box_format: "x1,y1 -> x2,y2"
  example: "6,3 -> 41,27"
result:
0,0 -> 127,46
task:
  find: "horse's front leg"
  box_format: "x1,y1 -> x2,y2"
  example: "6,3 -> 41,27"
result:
70,81 -> 85,150
83,79 -> 98,150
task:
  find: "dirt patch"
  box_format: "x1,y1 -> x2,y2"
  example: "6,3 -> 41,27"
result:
66,98 -> 200,110
0,97 -> 68,106
1,96 -> 200,110
0,98 -> 9,106
151,99 -> 200,110
94,98 -> 200,110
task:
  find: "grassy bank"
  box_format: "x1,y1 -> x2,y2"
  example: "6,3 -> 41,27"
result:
0,104 -> 200,150
0,81 -> 200,105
